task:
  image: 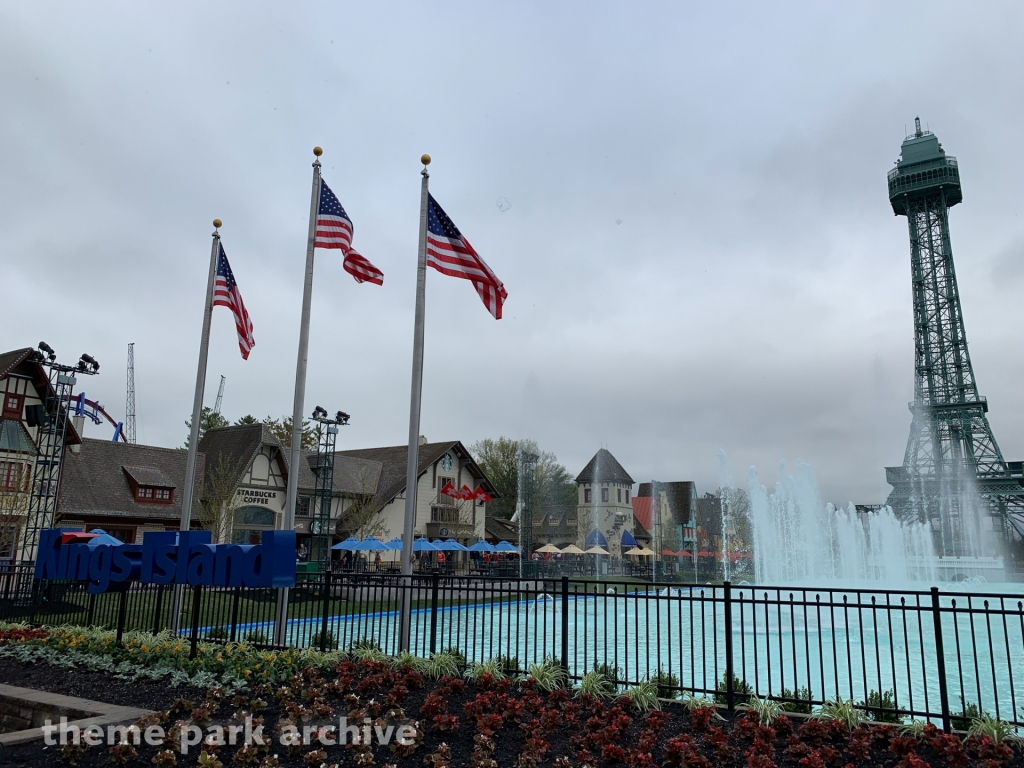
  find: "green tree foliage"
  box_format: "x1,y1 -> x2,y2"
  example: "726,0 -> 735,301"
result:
470,437 -> 577,519
234,414 -> 259,425
259,416 -> 317,450
183,406 -> 229,448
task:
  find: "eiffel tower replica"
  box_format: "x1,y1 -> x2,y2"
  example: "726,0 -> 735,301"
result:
885,118 -> 1024,556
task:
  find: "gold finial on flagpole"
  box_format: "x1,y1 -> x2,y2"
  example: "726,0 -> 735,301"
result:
212,219 -> 222,229
421,154 -> 431,166
313,146 -> 323,157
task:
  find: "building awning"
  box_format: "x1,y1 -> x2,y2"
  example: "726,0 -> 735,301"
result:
621,530 -> 638,548
585,529 -> 608,547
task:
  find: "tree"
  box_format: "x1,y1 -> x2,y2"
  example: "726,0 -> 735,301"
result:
260,416 -> 317,450
469,437 -> 577,519
0,468 -> 29,560
235,415 -> 259,425
198,453 -> 247,543
338,462 -> 388,538
183,406 -> 229,448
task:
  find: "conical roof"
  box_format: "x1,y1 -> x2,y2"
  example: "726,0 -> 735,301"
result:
575,448 -> 633,485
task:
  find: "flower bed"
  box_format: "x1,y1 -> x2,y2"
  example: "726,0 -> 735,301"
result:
0,625 -> 1020,768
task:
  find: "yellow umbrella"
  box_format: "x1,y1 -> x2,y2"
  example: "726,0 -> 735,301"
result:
636,547 -> 656,556
623,547 -> 645,556
584,545 -> 610,555
560,544 -> 585,554
535,543 -> 562,554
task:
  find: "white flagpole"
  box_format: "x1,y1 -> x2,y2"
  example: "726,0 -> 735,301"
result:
169,218 -> 222,634
273,147 -> 323,646
398,155 -> 431,652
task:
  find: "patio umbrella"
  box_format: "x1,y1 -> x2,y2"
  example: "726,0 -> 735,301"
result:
467,540 -> 496,552
85,530 -> 124,547
623,547 -> 645,556
332,536 -> 362,550
635,547 -> 656,556
661,548 -> 678,557
354,536 -> 388,551
675,549 -> 692,558
584,545 -> 610,555
443,538 -> 469,551
535,543 -> 561,554
560,544 -> 585,555
413,538 -> 437,552
384,538 -> 404,550
494,541 -> 520,553
431,539 -> 468,551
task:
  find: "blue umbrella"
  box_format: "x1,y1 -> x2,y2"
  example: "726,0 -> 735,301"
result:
384,537 -> 403,550
354,536 -> 388,551
413,538 -> 437,552
332,536 -> 361,550
86,530 -> 123,547
434,538 -> 468,552
494,541 -> 520,553
468,540 -> 496,552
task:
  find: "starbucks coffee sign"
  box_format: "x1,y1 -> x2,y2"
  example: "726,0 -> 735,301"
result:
235,488 -> 282,509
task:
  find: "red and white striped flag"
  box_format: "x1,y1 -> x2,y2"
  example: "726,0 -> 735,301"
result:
315,179 -> 383,285
213,244 -> 255,359
426,194 -> 506,318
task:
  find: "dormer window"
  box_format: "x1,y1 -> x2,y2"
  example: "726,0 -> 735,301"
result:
135,485 -> 173,503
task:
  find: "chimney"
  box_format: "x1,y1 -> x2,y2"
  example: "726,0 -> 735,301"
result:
418,435 -> 428,446
70,415 -> 85,454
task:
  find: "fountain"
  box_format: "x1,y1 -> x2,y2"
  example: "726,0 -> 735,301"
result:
719,454 -> 1008,586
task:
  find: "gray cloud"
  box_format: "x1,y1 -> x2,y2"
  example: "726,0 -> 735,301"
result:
2,1 -> 1023,505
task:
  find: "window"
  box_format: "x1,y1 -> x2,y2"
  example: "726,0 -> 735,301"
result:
296,497 -> 311,516
584,488 -> 591,503
617,488 -> 622,503
2,394 -> 23,420
0,462 -> 27,491
601,488 -> 609,503
135,486 -> 173,503
626,490 -> 630,503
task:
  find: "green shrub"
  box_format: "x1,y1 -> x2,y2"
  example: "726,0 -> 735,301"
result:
859,689 -> 904,723
309,630 -> 338,650
714,673 -> 753,705
781,686 -> 814,714
652,670 -> 680,700
951,702 -> 981,732
442,646 -> 466,666
243,630 -> 268,644
576,668 -> 617,699
494,655 -> 519,674
204,626 -> 229,640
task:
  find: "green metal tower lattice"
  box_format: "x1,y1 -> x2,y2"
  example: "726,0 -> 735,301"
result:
884,118 -> 1024,551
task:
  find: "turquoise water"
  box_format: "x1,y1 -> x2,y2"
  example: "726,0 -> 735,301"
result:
221,584 -> 1024,722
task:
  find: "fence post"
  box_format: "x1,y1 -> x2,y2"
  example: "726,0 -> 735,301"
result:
930,586 -> 952,733
723,580 -> 735,713
319,571 -> 332,652
229,587 -> 241,643
189,586 -> 202,660
152,585 -> 164,635
429,570 -> 440,656
115,588 -> 129,646
85,592 -> 96,627
560,576 -> 569,674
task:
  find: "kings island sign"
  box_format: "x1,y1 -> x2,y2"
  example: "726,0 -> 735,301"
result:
34,529 -> 297,594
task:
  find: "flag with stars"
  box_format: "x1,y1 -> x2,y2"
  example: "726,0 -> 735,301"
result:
315,178 -> 383,285
426,194 -> 506,318
213,244 -> 255,359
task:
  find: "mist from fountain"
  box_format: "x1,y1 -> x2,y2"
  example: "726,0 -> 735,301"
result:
729,455 -> 944,586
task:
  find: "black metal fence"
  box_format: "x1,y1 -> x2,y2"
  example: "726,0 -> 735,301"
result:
2,564 -> 1022,731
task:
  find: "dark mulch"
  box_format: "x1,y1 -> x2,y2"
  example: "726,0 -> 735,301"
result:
0,657 -> 1021,768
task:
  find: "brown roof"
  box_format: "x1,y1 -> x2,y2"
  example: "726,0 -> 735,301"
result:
575,448 -> 634,485
637,481 -> 697,526
485,516 -> 517,543
336,440 -> 498,510
122,465 -> 175,488
58,438 -> 204,521
0,348 -> 33,379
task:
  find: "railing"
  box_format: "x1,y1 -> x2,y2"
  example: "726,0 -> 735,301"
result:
2,569 -> 1022,731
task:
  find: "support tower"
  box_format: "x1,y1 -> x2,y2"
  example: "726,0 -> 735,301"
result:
885,118 -> 1024,552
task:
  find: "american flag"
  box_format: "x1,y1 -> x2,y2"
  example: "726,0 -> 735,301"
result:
315,178 -> 383,285
213,244 -> 255,359
426,194 -> 506,319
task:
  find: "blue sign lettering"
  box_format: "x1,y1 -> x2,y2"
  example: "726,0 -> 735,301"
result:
34,529 -> 297,594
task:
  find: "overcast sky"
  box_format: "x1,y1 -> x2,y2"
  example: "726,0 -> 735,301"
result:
3,2 -> 1023,506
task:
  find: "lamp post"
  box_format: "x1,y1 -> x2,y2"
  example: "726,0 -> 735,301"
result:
309,407 -> 349,573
